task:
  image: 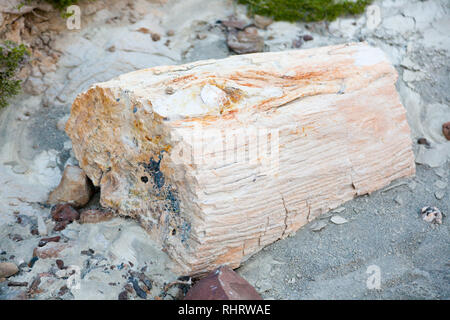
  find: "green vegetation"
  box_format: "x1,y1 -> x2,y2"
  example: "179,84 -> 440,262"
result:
44,0 -> 79,10
238,0 -> 373,22
18,0 -> 81,11
0,41 -> 29,109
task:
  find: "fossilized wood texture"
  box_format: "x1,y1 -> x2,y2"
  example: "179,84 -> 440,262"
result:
66,43 -> 415,276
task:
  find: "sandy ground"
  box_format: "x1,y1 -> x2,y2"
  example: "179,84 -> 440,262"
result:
0,0 -> 449,299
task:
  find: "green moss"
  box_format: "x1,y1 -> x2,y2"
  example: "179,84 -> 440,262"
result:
238,0 -> 373,22
0,41 -> 29,109
43,0 -> 80,10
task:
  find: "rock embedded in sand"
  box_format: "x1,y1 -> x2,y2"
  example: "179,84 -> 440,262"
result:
184,266 -> 262,300
51,203 -> 80,224
254,14 -> 273,29
38,236 -> 61,247
221,16 -> 249,30
0,262 -> 19,278
48,165 -> 93,208
33,242 -> 69,259
443,122 -> 450,140
421,206 -> 443,224
66,43 -> 415,275
227,27 -> 264,54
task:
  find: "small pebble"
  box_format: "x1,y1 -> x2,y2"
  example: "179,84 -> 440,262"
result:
118,291 -> 128,300
434,180 -> 447,189
421,206 -> 443,224
435,190 -> 445,200
8,281 -> 28,287
29,276 -> 41,292
310,220 -> 327,232
58,285 -> 69,296
0,262 -> 19,278
28,256 -> 38,268
442,122 -> 450,140
131,278 -> 147,299
394,195 -> 403,205
56,259 -> 65,270
417,138 -> 430,147
330,215 -> 348,225
165,87 -> 175,95
151,33 -> 161,41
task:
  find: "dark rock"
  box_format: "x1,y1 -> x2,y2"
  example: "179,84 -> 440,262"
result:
81,248 -> 95,256
303,35 -> 314,41
28,256 -> 38,268
292,37 -> 303,48
53,220 -> 69,231
421,206 -> 443,224
124,283 -> 134,293
9,234 -> 23,242
417,138 -> 430,147
38,236 -> 61,247
184,266 -> 262,300
8,281 -> 28,287
118,291 -> 128,300
53,221 -> 68,231
134,272 -> 152,292
254,14 -> 273,29
51,204 -> 80,223
131,278 -> 147,299
151,33 -> 161,42
58,285 -> 69,296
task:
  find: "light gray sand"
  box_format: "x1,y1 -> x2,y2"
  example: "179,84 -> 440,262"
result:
0,0 -> 449,299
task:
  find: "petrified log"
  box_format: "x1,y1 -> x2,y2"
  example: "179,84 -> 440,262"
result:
66,43 -> 415,276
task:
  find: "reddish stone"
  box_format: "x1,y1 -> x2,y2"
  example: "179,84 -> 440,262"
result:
443,122 -> 450,140
184,266 -> 262,300
51,204 -> 79,223
58,285 -> 69,296
56,259 -> 65,270
53,220 -> 68,232
417,138 -> 430,147
29,276 -> 41,292
118,291 -> 128,300
8,281 -> 28,287
33,242 -> 69,259
38,236 -> 61,247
